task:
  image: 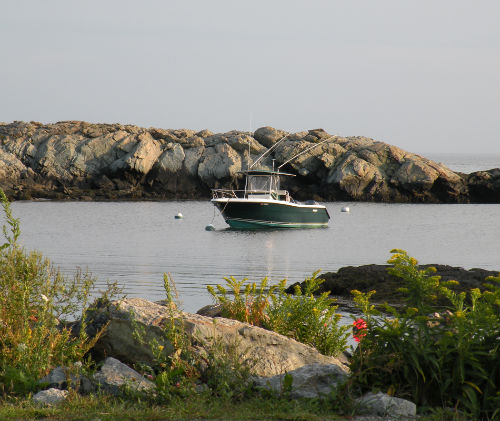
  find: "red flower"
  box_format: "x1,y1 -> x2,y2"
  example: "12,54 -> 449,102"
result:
353,318 -> 367,330
353,318 -> 367,343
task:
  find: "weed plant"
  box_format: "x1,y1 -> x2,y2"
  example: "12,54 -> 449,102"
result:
207,271 -> 349,356
0,189 -> 116,395
132,273 -> 255,404
350,249 -> 500,420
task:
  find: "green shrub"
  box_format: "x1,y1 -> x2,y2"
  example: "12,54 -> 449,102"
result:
0,189 -> 114,395
133,274 -> 254,403
207,271 -> 349,357
350,249 -> 500,420
207,276 -> 275,326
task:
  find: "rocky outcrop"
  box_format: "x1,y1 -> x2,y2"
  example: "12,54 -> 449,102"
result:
85,298 -> 348,378
1,121 -> 498,203
287,264 -> 500,307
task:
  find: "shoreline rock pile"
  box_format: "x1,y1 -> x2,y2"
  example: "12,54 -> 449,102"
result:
32,297 -> 416,419
286,264 -> 500,311
1,120 -> 498,203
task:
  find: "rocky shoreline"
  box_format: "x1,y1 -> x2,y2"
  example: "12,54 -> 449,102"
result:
1,120 -> 499,203
34,297 -> 417,419
289,264 -> 500,312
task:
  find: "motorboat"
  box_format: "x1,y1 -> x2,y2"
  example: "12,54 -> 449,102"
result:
211,168 -> 330,229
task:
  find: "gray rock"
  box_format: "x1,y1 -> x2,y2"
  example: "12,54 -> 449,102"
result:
196,304 -> 223,317
327,154 -> 383,198
254,126 -> 288,148
39,366 -> 69,389
115,133 -> 162,174
93,357 -> 155,396
197,143 -> 242,185
155,143 -> 185,173
355,392 -> 416,418
183,146 -> 205,177
0,148 -> 27,182
1,120 -> 498,203
88,298 -> 349,377
39,365 -> 96,394
196,129 -> 214,138
32,388 -> 68,405
254,363 -> 348,398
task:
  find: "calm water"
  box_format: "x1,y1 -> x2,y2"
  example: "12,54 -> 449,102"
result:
424,152 -> 499,173
4,153 -> 499,313
8,200 -> 500,313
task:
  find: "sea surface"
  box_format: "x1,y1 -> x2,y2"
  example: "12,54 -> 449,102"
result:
5,153 -> 500,314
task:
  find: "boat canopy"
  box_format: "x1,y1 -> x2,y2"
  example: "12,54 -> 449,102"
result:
239,169 -> 295,197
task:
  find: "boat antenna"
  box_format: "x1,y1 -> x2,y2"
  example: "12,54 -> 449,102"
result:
248,138 -> 252,170
250,133 -> 291,169
248,114 -> 253,170
278,135 -> 337,169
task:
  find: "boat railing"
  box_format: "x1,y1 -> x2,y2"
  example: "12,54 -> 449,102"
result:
212,189 -> 245,199
212,189 -> 292,201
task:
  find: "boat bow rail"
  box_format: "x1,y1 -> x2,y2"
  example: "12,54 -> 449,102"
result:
212,188 -> 292,202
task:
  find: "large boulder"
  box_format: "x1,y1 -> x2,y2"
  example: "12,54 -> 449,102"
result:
93,356 -> 155,396
197,143 -> 242,185
109,132 -> 162,175
355,392 -> 416,418
466,169 -> 500,203
0,149 -> 26,183
88,298 -> 348,378
154,143 -> 185,174
253,126 -> 288,148
253,363 -> 348,398
32,388 -> 68,406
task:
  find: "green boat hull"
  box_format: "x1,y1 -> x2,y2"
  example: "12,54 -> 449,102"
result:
213,200 -> 329,229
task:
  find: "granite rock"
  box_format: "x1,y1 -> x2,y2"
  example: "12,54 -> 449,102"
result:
1,121 -> 497,203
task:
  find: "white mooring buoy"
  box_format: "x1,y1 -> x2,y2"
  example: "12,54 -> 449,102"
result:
175,212 -> 183,219
341,206 -> 350,213
205,224 -> 215,231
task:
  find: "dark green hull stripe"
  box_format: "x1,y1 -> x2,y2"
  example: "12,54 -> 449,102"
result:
227,218 -> 328,229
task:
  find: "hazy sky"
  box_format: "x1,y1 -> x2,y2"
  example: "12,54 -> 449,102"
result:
1,0 -> 499,154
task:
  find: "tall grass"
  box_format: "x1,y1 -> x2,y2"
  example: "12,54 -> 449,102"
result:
0,189 -> 114,395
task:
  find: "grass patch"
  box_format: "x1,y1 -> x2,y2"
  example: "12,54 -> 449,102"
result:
0,393 -> 347,420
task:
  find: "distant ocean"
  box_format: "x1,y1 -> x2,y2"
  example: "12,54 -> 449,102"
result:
424,152 -> 500,174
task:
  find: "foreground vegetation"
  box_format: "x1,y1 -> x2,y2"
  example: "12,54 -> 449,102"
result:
1,188 -> 499,420
352,251 -> 500,420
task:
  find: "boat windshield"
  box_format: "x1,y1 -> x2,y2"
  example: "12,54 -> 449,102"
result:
247,175 -> 280,193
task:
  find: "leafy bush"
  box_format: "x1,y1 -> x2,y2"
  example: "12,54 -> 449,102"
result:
350,249 -> 500,420
207,276 -> 275,326
0,189 -> 113,395
207,271 -> 349,356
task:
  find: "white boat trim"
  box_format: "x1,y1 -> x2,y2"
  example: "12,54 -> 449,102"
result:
211,197 -> 327,209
